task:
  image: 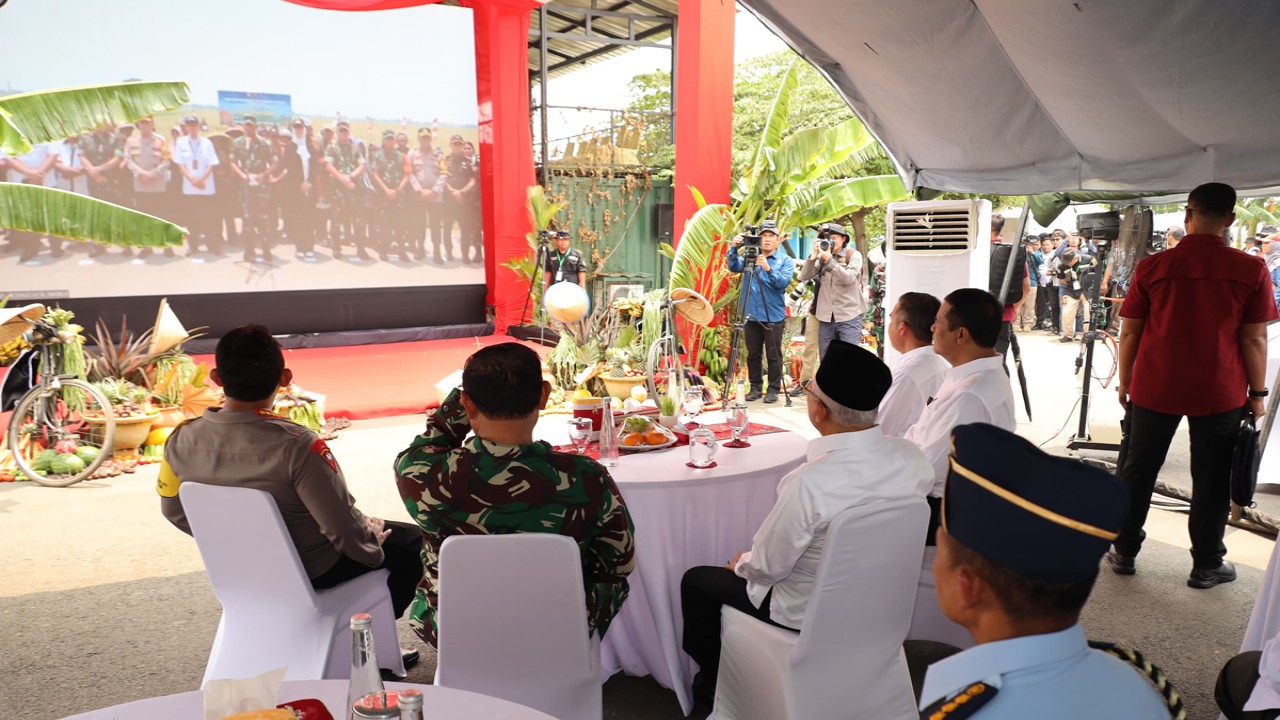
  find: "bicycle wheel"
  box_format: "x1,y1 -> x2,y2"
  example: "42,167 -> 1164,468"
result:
7,379 -> 116,487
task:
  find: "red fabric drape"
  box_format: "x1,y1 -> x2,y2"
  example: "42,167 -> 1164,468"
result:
673,0 -> 735,240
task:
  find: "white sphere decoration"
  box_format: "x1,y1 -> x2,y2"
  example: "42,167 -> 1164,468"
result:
544,281 -> 591,323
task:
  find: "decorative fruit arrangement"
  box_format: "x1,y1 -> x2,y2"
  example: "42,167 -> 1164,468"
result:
619,416 -> 675,449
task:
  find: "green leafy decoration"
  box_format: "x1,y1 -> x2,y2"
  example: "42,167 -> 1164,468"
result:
0,81 -> 190,155
0,183 -> 185,248
668,203 -> 731,293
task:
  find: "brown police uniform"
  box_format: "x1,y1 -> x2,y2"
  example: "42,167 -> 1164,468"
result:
159,407 -> 383,577
158,407 -> 424,616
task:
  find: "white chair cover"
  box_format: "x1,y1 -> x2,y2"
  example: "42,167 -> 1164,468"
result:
179,483 -> 405,685
712,497 -> 929,720
434,533 -> 602,720
906,547 -> 975,650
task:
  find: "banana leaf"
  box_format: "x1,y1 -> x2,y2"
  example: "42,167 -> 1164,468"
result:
668,203 -> 730,292
0,182 -> 186,247
746,59 -> 800,188
788,175 -> 909,228
0,81 -> 191,155
527,184 -> 566,232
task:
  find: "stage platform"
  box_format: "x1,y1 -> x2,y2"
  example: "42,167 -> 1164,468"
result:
188,334 -> 546,421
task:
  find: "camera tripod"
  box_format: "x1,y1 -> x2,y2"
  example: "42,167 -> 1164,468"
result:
722,248 -> 793,408
518,233 -> 553,346
1067,243 -> 1121,452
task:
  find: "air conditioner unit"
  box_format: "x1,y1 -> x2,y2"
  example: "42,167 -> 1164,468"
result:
883,199 -> 992,366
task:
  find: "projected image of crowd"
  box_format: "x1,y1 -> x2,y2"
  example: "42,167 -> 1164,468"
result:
1,114 -> 482,266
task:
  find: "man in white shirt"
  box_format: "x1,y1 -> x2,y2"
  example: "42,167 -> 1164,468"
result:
6,141 -> 57,264
173,115 -> 222,255
879,291 -> 949,437
680,340 -> 933,707
904,288 -> 1017,542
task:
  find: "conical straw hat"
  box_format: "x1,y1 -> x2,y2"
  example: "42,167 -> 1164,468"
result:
670,288 -> 713,326
0,303 -> 46,348
149,298 -> 190,355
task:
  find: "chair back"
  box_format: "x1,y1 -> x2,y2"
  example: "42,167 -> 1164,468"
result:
790,496 -> 929,718
435,532 -> 599,720
180,483 -> 318,611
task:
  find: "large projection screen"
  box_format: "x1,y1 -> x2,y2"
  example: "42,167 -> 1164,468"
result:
0,0 -> 483,308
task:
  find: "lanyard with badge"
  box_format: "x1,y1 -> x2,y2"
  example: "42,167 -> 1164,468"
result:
555,250 -> 569,282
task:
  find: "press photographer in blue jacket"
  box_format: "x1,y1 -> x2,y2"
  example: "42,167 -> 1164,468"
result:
727,220 -> 796,403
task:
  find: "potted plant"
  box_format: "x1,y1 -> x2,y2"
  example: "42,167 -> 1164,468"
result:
658,393 -> 678,430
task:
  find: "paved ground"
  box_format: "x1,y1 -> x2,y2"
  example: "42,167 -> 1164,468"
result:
1,329 -> 1274,719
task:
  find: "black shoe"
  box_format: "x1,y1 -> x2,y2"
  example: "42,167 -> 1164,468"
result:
763,391 -> 779,404
788,382 -> 807,398
1059,336 -> 1075,343
401,646 -> 420,669
1105,551 -> 1136,576
1188,561 -> 1237,589
744,389 -> 763,402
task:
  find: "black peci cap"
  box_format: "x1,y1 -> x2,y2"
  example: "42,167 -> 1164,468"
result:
813,340 -> 891,411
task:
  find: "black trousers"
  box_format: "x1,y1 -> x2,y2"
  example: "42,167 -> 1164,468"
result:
1035,284 -> 1051,326
183,194 -> 221,251
1114,403 -> 1244,569
680,566 -> 794,681
1217,651 -> 1280,720
311,520 -> 423,619
744,320 -> 785,393
1041,285 -> 1060,330
406,198 -> 443,257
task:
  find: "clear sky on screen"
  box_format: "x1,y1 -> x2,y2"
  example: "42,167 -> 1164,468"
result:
0,0 -> 479,125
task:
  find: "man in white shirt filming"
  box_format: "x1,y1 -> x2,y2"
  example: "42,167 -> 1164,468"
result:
879,291 -> 949,437
680,340 -> 933,707
905,288 -> 1017,543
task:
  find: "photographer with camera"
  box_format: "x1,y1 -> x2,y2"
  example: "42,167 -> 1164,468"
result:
728,220 -> 795,403
1055,248 -> 1095,343
797,222 -> 865,358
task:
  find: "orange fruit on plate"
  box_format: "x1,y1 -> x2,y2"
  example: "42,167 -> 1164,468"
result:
622,433 -> 645,446
644,431 -> 669,446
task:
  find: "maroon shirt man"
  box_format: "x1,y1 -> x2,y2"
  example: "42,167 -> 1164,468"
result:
1108,183 -> 1277,589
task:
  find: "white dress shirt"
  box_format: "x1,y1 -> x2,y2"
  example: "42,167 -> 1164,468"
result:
55,140 -> 90,195
904,354 -> 1016,496
173,135 -> 219,195
879,345 -> 949,438
733,426 -> 933,628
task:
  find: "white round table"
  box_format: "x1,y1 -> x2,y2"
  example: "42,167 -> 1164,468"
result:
538,413 -> 808,714
61,680 -> 556,719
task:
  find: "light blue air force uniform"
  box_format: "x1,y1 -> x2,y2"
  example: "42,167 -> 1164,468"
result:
919,623 -> 1169,719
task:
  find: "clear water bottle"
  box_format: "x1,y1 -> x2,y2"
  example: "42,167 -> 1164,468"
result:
599,402 -> 620,467
398,688 -> 424,720
347,613 -> 384,719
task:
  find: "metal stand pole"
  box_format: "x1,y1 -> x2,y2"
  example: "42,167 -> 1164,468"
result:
722,259 -> 758,402
1068,243 -> 1120,452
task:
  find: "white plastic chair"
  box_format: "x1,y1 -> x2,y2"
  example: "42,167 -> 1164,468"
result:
179,482 -> 406,685
906,547 -> 975,650
434,533 -> 602,720
711,497 -> 929,720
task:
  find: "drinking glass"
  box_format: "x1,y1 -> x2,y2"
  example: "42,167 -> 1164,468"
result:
726,401 -> 751,448
688,426 -> 718,468
681,386 -> 704,429
568,417 -> 593,454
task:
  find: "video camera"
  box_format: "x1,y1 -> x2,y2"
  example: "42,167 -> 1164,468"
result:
537,229 -> 556,245
740,225 -> 765,261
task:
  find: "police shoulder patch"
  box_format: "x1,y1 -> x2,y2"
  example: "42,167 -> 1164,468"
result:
919,682 -> 997,720
310,438 -> 339,472
255,408 -> 283,419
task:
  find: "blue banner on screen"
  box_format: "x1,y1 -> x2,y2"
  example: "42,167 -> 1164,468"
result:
218,91 -> 293,125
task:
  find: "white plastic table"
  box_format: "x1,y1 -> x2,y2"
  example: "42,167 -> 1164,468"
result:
61,680 -> 556,719
538,413 -> 808,714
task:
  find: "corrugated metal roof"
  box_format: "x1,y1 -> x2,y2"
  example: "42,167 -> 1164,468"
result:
529,0 -> 677,81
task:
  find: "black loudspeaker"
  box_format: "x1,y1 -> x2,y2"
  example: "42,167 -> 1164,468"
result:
1077,211 -> 1121,241
655,203 -> 674,242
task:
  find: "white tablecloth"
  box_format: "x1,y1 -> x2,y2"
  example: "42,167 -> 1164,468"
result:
61,679 -> 556,720
537,414 -> 808,714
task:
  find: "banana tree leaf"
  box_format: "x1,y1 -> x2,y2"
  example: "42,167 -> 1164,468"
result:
789,175 -> 909,228
526,184 -> 565,232
669,203 -> 729,292
0,183 -> 187,247
1236,202 -> 1280,227
0,81 -> 191,155
747,59 -> 800,181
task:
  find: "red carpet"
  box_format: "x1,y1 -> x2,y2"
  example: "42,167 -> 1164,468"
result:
193,335 -> 547,420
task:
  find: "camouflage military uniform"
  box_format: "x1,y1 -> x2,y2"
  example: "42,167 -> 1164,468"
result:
394,388 -> 636,647
324,139 -> 368,259
231,133 -> 278,262
370,144 -> 407,256
81,130 -> 126,206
